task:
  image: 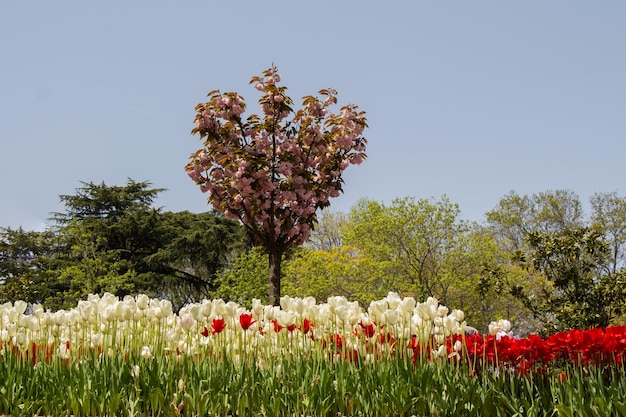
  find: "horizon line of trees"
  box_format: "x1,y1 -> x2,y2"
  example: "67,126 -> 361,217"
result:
2,180 -> 626,335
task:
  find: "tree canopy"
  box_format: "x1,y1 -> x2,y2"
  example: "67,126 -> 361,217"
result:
0,179 -> 249,310
186,65 -> 367,305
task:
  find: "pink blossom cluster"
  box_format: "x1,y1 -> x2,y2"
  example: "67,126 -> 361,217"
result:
186,65 -> 367,249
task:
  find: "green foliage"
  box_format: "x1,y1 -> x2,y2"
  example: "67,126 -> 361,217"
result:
283,246 -> 390,306
213,249 -> 269,306
590,191 -> 626,274
343,196 -> 469,300
0,227 -> 59,305
1,349 -> 626,416
341,196 -> 523,331
442,226 -> 533,333
485,189 -> 584,252
0,179 -> 249,310
305,210 -> 348,251
143,210 -> 250,307
486,189 -> 626,333
514,226 -> 626,331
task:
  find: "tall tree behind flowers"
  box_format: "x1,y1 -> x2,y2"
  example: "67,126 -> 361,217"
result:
186,65 -> 368,305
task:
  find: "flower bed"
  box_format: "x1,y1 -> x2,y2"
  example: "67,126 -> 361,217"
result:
1,293 -> 626,416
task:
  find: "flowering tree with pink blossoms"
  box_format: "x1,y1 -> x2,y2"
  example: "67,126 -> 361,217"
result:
186,65 -> 367,305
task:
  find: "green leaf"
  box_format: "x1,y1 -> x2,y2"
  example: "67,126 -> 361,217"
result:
613,400 -> 626,417
554,404 -> 574,417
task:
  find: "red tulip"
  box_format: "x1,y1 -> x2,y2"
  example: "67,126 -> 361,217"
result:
211,318 -> 227,335
271,319 -> 283,333
300,318 -> 311,334
239,313 -> 256,330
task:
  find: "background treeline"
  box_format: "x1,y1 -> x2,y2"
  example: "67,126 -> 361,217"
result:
2,180 -> 626,335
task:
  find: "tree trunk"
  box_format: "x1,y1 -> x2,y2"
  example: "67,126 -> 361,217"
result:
268,248 -> 283,306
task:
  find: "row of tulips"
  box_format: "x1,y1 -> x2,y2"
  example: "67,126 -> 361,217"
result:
3,293 -> 626,416
0,292 -> 466,364
2,292 -> 626,373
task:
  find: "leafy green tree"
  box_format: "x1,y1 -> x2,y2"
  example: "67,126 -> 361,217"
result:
0,179 -> 250,310
48,179 -> 166,304
144,210 -> 250,306
339,196 -> 533,331
442,225 -> 534,333
486,189 -> 626,332
51,180 -> 252,308
212,249 -> 269,307
305,211 -> 348,251
485,190 -> 584,253
283,246 -> 390,306
47,226 -> 135,309
343,196 -> 467,303
590,191 -> 626,274
0,227 -> 57,304
513,226 -> 624,331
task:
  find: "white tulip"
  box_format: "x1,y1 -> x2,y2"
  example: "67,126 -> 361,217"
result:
398,297 -> 416,315
136,294 -> 149,310
14,331 -> 27,347
294,298 -> 306,315
54,310 -> 68,326
385,292 -> 401,310
411,313 -> 423,329
263,305 -> 278,321
303,296 -> 316,309
121,304 -> 134,321
451,309 -> 465,323
100,293 -> 117,308
454,340 -> 463,352
334,305 -> 349,322
212,299 -> 226,317
198,300 -> 210,318
437,305 -> 449,317
383,309 -> 398,325
224,302 -> 238,318
7,308 -> 18,323
78,301 -> 92,322
327,296 -> 348,312
189,304 -> 202,321
124,298 -> 137,314
433,344 -> 447,359
443,315 -> 462,335
180,314 -> 195,332
91,333 -> 103,347
141,345 -> 153,359
25,316 -> 40,332
488,319 -> 511,337
416,302 -> 435,320
132,365 -> 140,379
280,296 -> 295,312
14,300 -> 27,315
276,310 -> 296,328
101,306 -> 116,323
32,304 -> 44,319
159,300 -> 173,317
368,300 -> 387,321
251,299 -> 263,317
499,319 -> 511,332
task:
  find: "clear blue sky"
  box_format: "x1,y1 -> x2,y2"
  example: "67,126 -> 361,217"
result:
2,1 -> 625,230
